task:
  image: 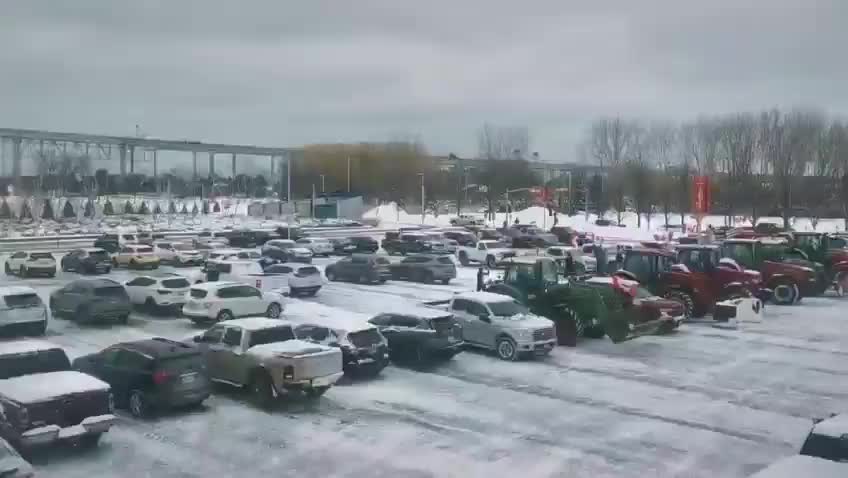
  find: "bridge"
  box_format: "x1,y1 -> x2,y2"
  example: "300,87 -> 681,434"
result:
0,127 -> 301,198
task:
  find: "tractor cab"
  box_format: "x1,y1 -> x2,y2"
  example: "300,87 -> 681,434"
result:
618,248 -> 678,286
498,256 -> 561,301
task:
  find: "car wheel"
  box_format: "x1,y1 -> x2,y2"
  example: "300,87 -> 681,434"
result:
305,386 -> 329,398
835,272 -> 848,297
216,309 -> 234,322
266,303 -> 282,319
3,263 -> 9,275
78,432 -> 103,448
129,390 -> 149,418
112,258 -> 119,268
75,305 -> 90,323
19,265 -> 27,278
495,337 -> 519,361
486,255 -> 497,269
441,279 -> 451,285
772,282 -> 798,305
326,270 -> 337,282
664,290 -> 696,319
144,297 -> 158,312
249,370 -> 275,408
422,271 -> 434,284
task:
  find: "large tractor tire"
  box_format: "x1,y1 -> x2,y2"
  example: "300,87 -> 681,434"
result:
664,290 -> 696,319
771,280 -> 799,305
554,305 -> 583,347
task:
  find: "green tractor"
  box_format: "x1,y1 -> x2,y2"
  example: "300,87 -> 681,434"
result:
484,256 -> 680,346
779,232 -> 848,296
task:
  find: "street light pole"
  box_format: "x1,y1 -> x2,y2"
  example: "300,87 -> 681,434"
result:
347,156 -> 351,192
567,171 -> 573,216
320,175 -> 325,194
418,173 -> 425,224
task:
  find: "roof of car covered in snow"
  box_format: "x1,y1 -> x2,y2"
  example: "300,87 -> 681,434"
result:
218,317 -> 294,331
748,455 -> 847,478
0,339 -> 62,357
0,285 -> 39,296
0,370 -> 110,403
722,238 -> 788,245
454,291 -> 520,303
811,413 -> 848,439
377,303 -> 454,320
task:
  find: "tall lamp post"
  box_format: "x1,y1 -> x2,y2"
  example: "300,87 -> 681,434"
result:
417,173 -> 425,224
320,174 -> 326,194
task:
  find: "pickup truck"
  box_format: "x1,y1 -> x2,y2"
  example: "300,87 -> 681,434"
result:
428,291 -> 556,360
0,340 -> 115,451
189,318 -> 343,407
457,240 -> 516,268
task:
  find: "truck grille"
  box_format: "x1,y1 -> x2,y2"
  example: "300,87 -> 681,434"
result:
533,328 -> 555,341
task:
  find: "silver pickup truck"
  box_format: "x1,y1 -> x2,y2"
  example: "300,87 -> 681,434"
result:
429,291 -> 556,360
189,317 -> 343,407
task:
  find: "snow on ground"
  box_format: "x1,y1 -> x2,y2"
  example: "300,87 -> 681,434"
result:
0,252 -> 845,477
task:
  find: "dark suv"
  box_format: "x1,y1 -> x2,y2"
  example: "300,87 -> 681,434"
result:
382,232 -> 431,255
389,254 -> 457,284
224,230 -> 271,248
93,234 -> 121,253
325,254 -> 391,284
49,279 -> 132,324
347,236 -> 379,253
73,338 -> 211,418
368,308 -> 464,362
61,248 -> 112,274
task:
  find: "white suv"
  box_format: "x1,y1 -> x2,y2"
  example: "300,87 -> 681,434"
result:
4,252 -> 57,278
0,286 -> 48,336
182,282 -> 285,324
152,241 -> 204,266
263,263 -> 323,297
295,238 -> 333,257
123,274 -> 192,311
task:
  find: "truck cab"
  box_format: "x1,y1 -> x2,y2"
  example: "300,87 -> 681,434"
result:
457,239 -> 515,268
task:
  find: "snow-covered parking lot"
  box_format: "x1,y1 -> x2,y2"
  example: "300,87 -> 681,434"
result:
3,254 -> 846,478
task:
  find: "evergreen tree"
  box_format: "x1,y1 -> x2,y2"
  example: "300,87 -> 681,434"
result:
41,201 -> 54,220
124,201 -> 134,214
103,200 -> 114,215
0,201 -> 11,219
63,201 -> 76,218
84,200 -> 95,217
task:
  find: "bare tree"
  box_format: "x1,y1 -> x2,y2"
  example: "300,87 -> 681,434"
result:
717,113 -> 758,224
624,123 -> 654,228
646,122 -> 677,226
588,117 -> 638,222
477,123 -> 533,218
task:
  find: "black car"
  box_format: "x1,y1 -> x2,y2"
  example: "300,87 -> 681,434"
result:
329,238 -> 357,255
93,234 -> 121,253
61,248 -> 112,274
442,231 -> 477,247
325,254 -> 391,284
223,230 -> 271,248
368,309 -> 464,362
388,254 -> 457,284
73,338 -> 211,418
382,232 -> 431,256
275,225 -> 302,240
347,236 -> 379,253
49,278 -> 133,324
293,322 -> 389,377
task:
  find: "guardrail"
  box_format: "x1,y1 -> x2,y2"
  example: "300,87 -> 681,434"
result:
0,226 -> 399,254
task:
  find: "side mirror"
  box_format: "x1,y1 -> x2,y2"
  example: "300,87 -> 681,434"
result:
478,313 -> 491,322
328,342 -> 340,347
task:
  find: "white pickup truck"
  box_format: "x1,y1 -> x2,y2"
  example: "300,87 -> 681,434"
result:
428,291 -> 556,360
456,240 -> 516,268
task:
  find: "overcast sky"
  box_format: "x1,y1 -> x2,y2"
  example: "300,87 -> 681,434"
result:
2,1 -> 847,162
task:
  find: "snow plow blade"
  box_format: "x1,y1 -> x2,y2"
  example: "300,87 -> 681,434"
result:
603,310 -> 680,343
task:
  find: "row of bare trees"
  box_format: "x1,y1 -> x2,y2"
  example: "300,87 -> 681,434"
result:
584,109 -> 848,229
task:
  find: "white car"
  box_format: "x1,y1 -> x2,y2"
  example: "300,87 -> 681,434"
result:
207,248 -> 262,261
263,240 -> 313,263
124,274 -> 192,310
152,241 -> 204,266
0,286 -> 48,336
182,281 -> 285,323
295,238 -> 333,257
263,263 -> 323,297
457,240 -> 516,268
4,251 -> 57,277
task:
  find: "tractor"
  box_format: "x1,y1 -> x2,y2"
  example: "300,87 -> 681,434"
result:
617,246 -> 767,319
720,238 -> 824,304
779,232 -> 848,296
484,256 -> 677,346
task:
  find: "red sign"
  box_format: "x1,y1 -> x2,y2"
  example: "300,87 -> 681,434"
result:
693,176 -> 711,214
533,186 -> 551,204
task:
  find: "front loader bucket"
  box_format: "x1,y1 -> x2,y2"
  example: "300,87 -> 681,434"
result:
602,309 -> 677,343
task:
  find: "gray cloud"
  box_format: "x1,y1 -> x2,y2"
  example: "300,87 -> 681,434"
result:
1,0 -> 846,160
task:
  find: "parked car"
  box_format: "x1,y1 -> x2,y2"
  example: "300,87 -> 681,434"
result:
505,224 -> 559,248
800,413 -> 848,462
4,252 -> 56,278
347,236 -> 380,253
263,263 -> 323,297
449,215 -> 485,227
112,244 -> 160,270
93,233 -> 121,253
152,241 -> 204,266
61,248 -> 112,274
188,318 -> 343,406
292,317 -> 389,376
0,286 -> 48,336
478,228 -> 504,241
328,237 -> 357,255
382,232 -> 431,256
432,291 -> 556,360
181,281 -> 285,323
262,239 -> 314,263
0,340 -> 115,451
442,231 -> 477,247
749,455 -> 847,477
295,238 -> 333,257
224,229 -> 272,248
274,225 -> 302,240
388,254 -> 456,284
207,248 -> 262,262
0,437 -> 33,477
189,238 -> 229,258
457,240 -> 516,268
73,338 -> 211,418
325,255 -> 391,284
123,274 -> 191,312
49,278 -> 132,324
549,226 -> 578,245
368,307 -> 464,362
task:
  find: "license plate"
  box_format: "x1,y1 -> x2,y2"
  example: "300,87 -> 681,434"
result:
181,373 -> 197,384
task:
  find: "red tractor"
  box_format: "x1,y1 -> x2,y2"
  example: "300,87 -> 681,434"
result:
617,247 -> 766,319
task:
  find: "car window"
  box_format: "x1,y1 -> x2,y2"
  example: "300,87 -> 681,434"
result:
216,286 -> 237,299
100,348 -> 122,364
466,301 -> 489,316
11,252 -> 26,259
451,299 -> 469,312
127,277 -> 157,287
201,326 -> 225,343
30,252 -> 54,260
95,285 -> 127,298
248,326 -> 295,347
114,350 -> 152,370
120,247 -> 131,253
295,325 -> 329,341
436,257 -> 454,265
368,314 -> 391,326
3,293 -> 42,309
391,316 -> 421,328
296,266 -> 320,276
237,285 -> 261,298
89,250 -> 110,261
190,288 -> 208,299
223,327 -> 243,347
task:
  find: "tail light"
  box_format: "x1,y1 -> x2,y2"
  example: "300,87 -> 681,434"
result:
282,366 -> 294,380
153,370 -> 170,385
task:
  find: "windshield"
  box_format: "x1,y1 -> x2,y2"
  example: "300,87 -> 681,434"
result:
162,278 -> 190,288
248,326 -> 295,347
760,244 -> 788,261
0,349 -> 71,379
89,250 -> 110,261
190,289 -> 207,298
3,293 -> 43,309
488,300 -> 529,317
30,252 -> 54,260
